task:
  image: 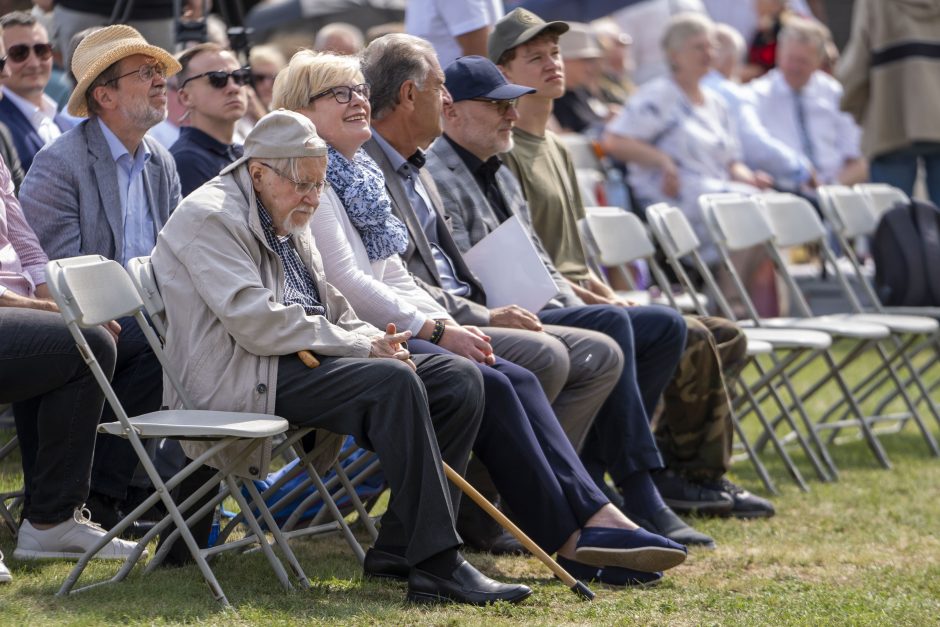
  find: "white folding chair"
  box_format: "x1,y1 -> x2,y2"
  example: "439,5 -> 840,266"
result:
48,255 -> 304,606
647,204 -> 838,488
854,183 -> 910,219
699,193 -> 915,472
0,434 -> 23,537
758,193 -> 940,452
126,257 -> 380,564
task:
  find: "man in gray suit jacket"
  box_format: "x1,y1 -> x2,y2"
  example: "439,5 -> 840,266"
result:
19,26 -> 184,536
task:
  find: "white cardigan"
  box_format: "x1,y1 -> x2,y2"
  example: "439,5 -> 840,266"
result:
310,187 -> 452,336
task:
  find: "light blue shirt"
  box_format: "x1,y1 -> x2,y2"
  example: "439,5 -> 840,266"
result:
372,131 -> 471,296
98,118 -> 155,266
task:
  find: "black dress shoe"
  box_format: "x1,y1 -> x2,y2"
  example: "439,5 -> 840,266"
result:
700,478 -> 776,519
462,529 -> 528,556
652,470 -> 734,516
363,548 -> 410,581
407,560 -> 533,606
85,492 -> 156,541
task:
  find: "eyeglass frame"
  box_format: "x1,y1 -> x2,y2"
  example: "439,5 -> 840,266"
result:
5,42 -> 54,64
260,162 -> 330,196
308,82 -> 371,105
179,67 -> 254,90
99,60 -> 169,87
470,98 -> 518,115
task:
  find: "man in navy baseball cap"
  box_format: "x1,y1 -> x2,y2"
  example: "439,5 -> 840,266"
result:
444,55 -> 536,104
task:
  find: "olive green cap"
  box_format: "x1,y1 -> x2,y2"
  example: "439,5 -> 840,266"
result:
487,8 -> 569,64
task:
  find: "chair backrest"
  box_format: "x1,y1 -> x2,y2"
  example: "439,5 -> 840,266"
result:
127,256 -> 167,339
646,202 -> 701,257
818,185 -> 878,239
700,193 -> 775,251
855,183 -> 910,218
757,192 -> 827,248
584,209 -> 655,266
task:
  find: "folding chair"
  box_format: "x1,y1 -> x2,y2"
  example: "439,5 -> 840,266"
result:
854,183 -> 910,219
699,193 -> 918,472
0,433 -> 23,537
642,206 -> 839,489
126,256 -> 380,565
48,255 -> 306,606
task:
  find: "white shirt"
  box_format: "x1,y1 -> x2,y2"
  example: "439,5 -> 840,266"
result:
611,0 -> 706,85
405,0 -> 504,69
747,69 -> 862,185
1,86 -> 63,146
606,76 -> 755,260
311,187 -> 452,337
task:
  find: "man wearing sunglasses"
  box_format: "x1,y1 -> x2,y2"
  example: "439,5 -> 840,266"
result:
0,12 -> 74,173
19,25 -> 183,537
171,43 -> 251,196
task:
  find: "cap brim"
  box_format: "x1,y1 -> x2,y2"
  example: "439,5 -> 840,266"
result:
483,83 -> 537,100
514,21 -> 570,51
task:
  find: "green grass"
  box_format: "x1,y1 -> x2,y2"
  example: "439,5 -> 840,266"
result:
1,348 -> 940,625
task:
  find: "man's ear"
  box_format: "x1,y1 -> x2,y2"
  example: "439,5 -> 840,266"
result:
441,100 -> 457,121
91,85 -> 117,112
177,86 -> 193,108
399,78 -> 417,111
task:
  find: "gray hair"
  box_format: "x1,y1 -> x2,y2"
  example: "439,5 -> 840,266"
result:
713,23 -> 745,65
248,156 -> 304,181
660,12 -> 714,55
361,33 -> 435,120
778,17 -> 828,59
314,22 -> 365,53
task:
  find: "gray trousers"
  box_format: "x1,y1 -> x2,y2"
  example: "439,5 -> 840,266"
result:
486,324 -> 623,452
275,353 -> 484,565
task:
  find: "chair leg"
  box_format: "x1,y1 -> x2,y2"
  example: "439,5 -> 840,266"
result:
224,475 -> 293,591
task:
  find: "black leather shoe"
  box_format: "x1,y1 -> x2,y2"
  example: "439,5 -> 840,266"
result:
407,560 -> 533,606
624,506 -> 716,549
462,529 -> 528,556
653,470 -> 734,516
363,547 -> 410,582
700,478 -> 776,519
85,492 -> 156,541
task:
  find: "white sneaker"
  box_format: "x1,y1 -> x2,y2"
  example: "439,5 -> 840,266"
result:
13,508 -> 145,561
0,550 -> 11,583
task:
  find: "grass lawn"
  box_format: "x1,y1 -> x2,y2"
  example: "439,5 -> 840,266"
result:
1,349 -> 939,625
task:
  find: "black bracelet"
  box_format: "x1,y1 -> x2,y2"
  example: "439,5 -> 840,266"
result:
429,319 -> 446,344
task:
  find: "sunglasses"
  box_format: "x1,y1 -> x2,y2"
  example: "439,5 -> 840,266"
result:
471,98 -> 518,115
6,42 -> 53,63
180,67 -> 253,89
309,83 -> 370,105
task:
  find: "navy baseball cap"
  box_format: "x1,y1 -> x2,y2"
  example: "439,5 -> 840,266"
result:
445,55 -> 536,102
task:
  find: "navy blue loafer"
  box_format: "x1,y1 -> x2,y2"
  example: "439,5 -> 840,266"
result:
557,556 -> 663,588
575,526 -> 687,572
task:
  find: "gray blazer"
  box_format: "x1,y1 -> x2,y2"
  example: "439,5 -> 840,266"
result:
426,137 -> 581,309
363,137 -> 492,326
19,118 -> 181,261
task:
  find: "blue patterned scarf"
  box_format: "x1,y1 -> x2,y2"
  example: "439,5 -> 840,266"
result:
326,145 -> 409,262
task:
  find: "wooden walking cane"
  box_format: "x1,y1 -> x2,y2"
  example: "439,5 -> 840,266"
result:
296,349 -> 594,600
442,463 -> 595,601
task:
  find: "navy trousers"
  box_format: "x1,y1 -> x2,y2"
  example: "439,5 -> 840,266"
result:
539,304 -> 687,483
410,339 -> 608,553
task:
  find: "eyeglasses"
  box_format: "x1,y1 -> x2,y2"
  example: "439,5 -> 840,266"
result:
471,98 -> 518,115
6,42 -> 53,63
180,67 -> 253,90
261,162 -> 330,195
102,61 -> 168,86
309,83 -> 370,104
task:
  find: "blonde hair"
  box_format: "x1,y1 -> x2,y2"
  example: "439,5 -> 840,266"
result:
778,16 -> 829,59
249,44 -> 287,69
661,12 -> 714,55
271,49 -> 363,111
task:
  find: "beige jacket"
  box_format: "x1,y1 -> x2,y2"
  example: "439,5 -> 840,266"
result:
151,165 -> 378,478
838,0 -> 940,159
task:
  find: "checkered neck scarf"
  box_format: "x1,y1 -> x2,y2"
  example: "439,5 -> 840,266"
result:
257,198 -> 325,317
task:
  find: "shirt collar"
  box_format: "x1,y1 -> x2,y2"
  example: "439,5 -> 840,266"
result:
1,86 -> 59,121
443,133 -> 502,178
178,126 -> 242,158
97,117 -> 151,170
372,130 -> 426,175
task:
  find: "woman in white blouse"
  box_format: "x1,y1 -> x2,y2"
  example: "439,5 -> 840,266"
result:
602,13 -> 778,314
270,50 -> 688,583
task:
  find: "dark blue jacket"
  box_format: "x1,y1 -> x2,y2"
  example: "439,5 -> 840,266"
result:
0,95 -> 74,173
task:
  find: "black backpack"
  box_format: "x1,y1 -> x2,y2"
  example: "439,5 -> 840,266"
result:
871,199 -> 940,307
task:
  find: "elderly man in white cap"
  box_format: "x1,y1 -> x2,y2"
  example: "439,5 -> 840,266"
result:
18,25 -> 182,537
151,109 -> 532,606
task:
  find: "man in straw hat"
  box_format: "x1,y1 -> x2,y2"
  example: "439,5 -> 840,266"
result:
151,108 -> 533,606
19,25 -> 182,537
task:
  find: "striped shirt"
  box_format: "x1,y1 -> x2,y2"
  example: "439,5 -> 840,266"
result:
257,198 -> 325,317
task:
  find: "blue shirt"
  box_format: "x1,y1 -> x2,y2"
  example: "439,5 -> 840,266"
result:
170,126 -> 243,197
97,118 -> 155,266
372,131 -> 471,296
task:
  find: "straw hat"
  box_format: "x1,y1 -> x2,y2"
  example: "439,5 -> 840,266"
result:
67,25 -> 181,117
